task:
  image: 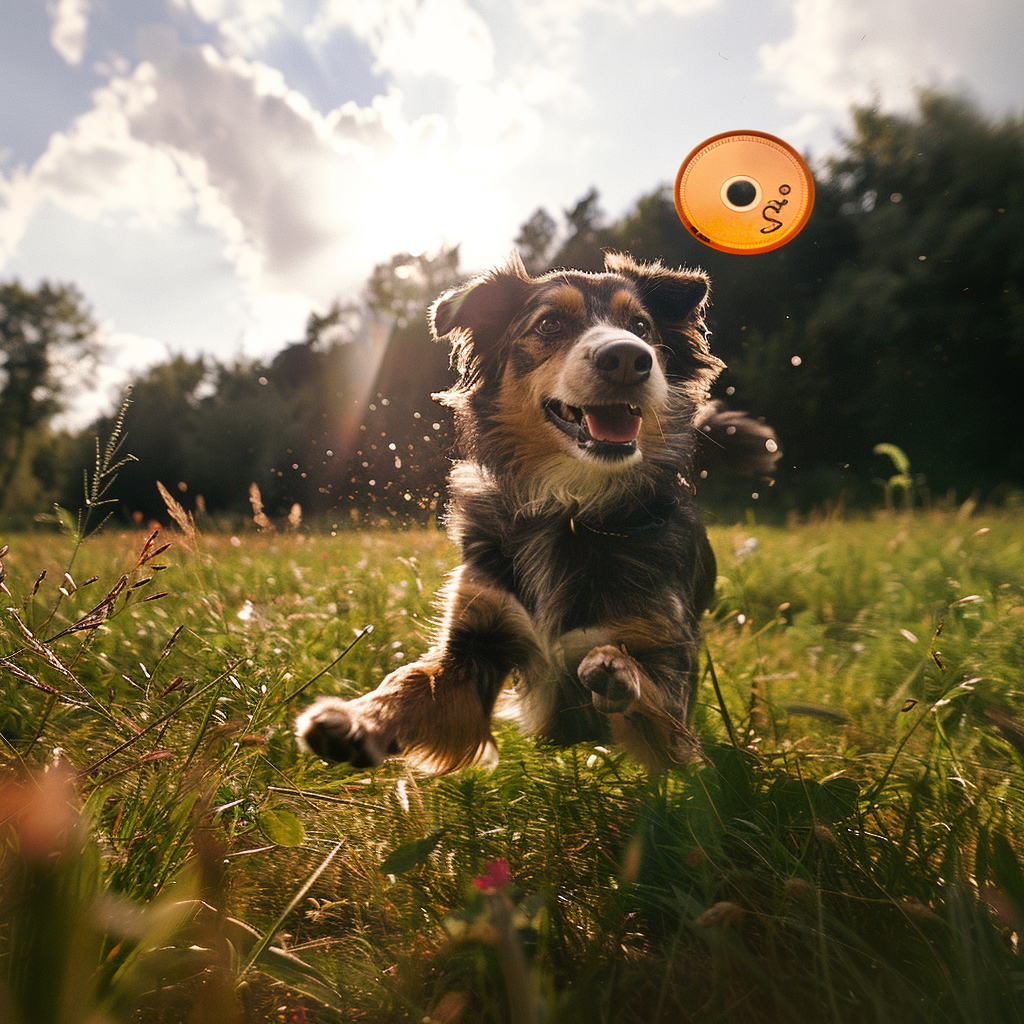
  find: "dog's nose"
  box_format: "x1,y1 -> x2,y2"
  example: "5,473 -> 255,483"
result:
593,339 -> 653,386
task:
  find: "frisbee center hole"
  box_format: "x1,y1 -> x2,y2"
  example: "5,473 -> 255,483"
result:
726,179 -> 758,208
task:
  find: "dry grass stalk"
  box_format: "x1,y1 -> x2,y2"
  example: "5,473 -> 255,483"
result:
249,483 -> 274,531
157,481 -> 198,553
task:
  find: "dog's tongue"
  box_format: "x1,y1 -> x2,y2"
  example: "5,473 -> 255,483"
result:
584,404 -> 642,444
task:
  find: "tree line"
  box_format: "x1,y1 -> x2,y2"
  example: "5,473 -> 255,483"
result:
1,90 -> 1022,528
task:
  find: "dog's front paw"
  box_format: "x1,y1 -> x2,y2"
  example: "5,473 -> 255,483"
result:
578,644 -> 642,714
295,697 -> 392,768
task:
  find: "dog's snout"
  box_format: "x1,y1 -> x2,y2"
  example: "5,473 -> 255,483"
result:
593,339 -> 653,386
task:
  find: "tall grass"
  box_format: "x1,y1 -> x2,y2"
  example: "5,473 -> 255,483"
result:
1,505 -> 1023,1022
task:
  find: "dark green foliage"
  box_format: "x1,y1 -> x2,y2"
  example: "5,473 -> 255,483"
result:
0,281 -> 97,513
380,829 -> 446,875
813,94 -> 1024,496
547,91 -> 1024,509
56,247 -> 463,524
514,208 -> 558,276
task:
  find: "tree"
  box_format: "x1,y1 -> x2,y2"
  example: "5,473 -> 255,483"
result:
553,188 -> 610,271
97,356 -> 211,518
343,245 -> 464,522
775,92 -> 1024,498
84,247 -> 465,524
515,208 -> 558,275
537,92 -> 1023,505
365,246 -> 462,325
0,281 -> 97,511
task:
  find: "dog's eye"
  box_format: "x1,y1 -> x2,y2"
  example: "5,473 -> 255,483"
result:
535,316 -> 562,337
631,318 -> 652,339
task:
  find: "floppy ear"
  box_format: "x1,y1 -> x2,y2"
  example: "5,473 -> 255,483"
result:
430,253 -> 533,383
604,252 -> 723,395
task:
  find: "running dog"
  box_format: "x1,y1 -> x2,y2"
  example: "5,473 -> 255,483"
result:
296,252 -> 778,771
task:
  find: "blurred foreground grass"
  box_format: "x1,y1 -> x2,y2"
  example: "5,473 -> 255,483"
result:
1,509 -> 1023,1023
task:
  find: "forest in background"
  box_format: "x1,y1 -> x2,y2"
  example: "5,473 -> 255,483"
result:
1,90 -> 1022,527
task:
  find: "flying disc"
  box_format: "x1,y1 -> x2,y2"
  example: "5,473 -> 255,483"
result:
674,131 -> 815,254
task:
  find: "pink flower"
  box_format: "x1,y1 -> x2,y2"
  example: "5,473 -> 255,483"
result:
473,857 -> 511,893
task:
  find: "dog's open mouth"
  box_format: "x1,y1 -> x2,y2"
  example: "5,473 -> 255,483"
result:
544,399 -> 643,458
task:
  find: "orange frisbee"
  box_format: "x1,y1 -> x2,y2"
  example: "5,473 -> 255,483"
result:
674,131 -> 815,254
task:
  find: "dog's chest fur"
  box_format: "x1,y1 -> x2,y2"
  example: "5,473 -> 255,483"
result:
447,465 -> 715,643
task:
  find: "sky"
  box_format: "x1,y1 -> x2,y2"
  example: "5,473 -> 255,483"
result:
1,0 -> 1022,426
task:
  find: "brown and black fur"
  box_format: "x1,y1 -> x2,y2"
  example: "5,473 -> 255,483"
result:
296,252 -> 779,772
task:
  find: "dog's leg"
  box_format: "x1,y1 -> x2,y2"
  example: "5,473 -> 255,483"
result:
297,566 -> 541,772
578,644 -> 644,715
577,637 -> 701,769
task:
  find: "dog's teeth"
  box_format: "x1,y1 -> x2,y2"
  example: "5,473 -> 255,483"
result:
629,405 -> 641,417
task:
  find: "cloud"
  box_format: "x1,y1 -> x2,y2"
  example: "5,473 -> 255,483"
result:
29,72 -> 195,227
0,67 -> 193,267
171,0 -> 286,56
759,0 -> 972,114
2,0 -> 750,338
122,46 -> 477,294
0,172 -> 34,268
46,0 -> 91,65
0,36 -> 520,348
636,0 -> 718,12
307,0 -> 496,84
512,0 -> 717,44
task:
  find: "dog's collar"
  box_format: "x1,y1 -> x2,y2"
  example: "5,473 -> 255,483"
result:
568,495 -> 678,540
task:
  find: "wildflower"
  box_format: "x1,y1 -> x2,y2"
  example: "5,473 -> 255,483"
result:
473,857 -> 511,893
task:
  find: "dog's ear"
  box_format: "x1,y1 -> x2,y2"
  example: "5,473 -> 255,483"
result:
430,254 -> 533,381
604,252 -> 723,395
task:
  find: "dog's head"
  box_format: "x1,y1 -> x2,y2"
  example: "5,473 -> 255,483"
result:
430,252 -> 723,510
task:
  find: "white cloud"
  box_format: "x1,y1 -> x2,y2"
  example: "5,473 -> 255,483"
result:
373,0 -> 495,84
0,169 -> 36,267
123,46 -> 477,294
636,0 -> 718,12
308,0 -> 496,85
30,69 -> 195,227
759,0 -> 970,114
46,0 -> 91,66
452,79 -> 544,168
3,0 -> 753,342
0,67 -> 193,266
0,38 -> 522,357
172,0 -> 285,55
512,0 -> 717,43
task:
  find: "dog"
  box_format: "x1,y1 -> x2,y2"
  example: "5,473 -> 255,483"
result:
296,252 -> 779,772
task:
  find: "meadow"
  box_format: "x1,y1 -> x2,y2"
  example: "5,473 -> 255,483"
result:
2,501 -> 1024,1023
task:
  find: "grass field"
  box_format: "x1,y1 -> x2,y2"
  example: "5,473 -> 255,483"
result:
2,505 -> 1024,1023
